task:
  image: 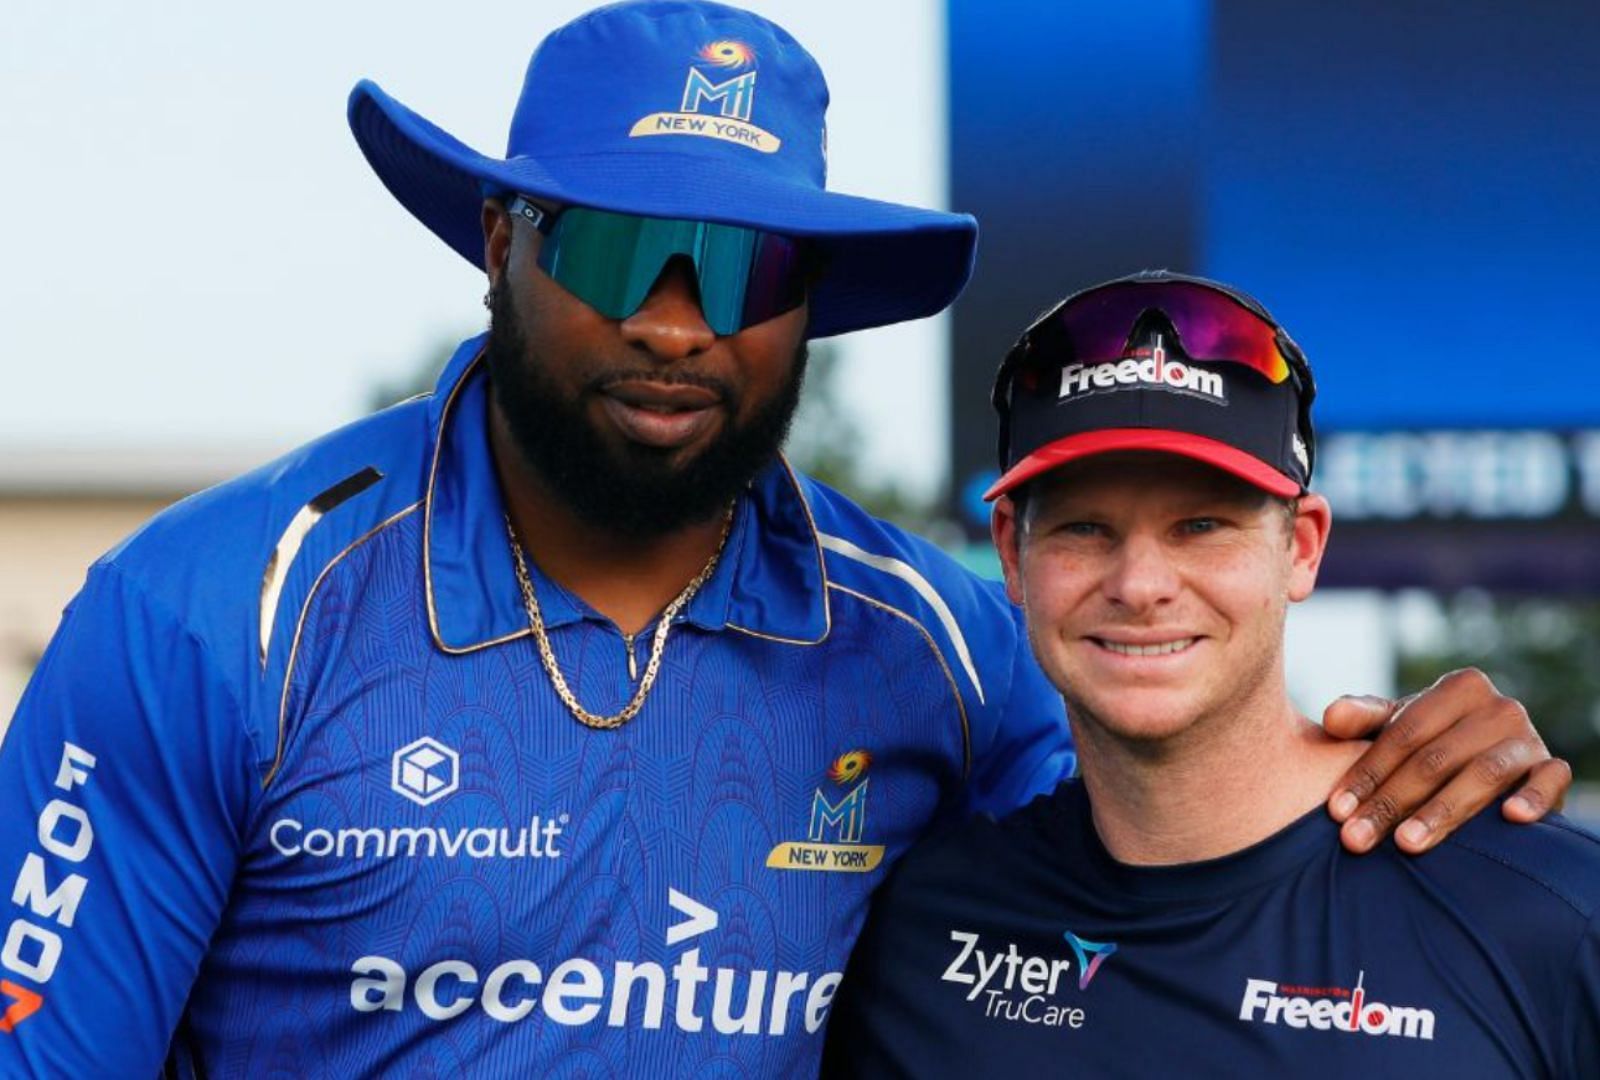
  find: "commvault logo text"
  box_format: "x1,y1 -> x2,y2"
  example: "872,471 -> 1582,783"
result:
348,889 -> 843,1036
269,737 -> 567,862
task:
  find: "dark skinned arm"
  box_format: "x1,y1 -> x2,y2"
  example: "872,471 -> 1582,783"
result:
1323,667 -> 1572,854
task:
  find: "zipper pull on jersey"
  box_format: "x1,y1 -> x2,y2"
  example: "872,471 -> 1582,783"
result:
621,632 -> 639,682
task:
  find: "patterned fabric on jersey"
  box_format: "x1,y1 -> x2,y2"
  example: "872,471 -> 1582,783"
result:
0,334 -> 1073,1077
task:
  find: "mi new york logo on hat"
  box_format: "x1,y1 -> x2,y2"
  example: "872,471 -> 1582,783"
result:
629,39 -> 781,152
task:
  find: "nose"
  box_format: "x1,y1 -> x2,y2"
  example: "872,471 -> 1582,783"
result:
619,257 -> 716,361
1102,533 -> 1181,614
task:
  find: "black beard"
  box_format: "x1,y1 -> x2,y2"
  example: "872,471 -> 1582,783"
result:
485,283 -> 807,538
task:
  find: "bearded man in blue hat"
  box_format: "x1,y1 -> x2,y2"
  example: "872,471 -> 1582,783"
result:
0,3 -> 1568,1076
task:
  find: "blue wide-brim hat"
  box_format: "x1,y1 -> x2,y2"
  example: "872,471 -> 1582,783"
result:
349,0 -> 977,340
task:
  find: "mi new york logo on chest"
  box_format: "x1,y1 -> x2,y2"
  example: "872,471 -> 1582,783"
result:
767,751 -> 885,873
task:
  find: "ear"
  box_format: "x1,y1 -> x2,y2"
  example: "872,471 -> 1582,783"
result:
1286,493 -> 1333,603
482,199 -> 512,290
991,496 -> 1026,606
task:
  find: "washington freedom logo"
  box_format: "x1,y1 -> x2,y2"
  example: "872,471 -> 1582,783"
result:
1058,334 -> 1226,405
1238,970 -> 1436,1041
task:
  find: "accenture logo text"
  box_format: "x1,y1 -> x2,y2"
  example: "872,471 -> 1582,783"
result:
1059,336 -> 1225,404
1239,971 -> 1435,1041
392,737 -> 458,806
350,889 -> 843,1037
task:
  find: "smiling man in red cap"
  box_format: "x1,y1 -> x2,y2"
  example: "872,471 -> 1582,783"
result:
825,273 -> 1600,1077
0,5 -> 1570,1077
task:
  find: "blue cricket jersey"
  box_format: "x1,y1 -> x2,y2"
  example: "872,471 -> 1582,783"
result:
0,336 -> 1074,1078
823,779 -> 1600,1078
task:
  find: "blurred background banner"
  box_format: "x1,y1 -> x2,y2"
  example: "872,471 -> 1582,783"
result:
3,0 -> 1598,813
947,0 -> 1600,567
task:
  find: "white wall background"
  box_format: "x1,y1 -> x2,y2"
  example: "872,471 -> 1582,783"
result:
0,0 -> 950,501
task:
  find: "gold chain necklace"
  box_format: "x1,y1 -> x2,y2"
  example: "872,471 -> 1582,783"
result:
505,509 -> 733,730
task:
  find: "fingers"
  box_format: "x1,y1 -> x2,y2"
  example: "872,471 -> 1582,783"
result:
1327,668 -> 1554,854
1385,737 -> 1537,853
1326,679 -> 1477,825
1502,758 -> 1573,822
1321,694 -> 1400,740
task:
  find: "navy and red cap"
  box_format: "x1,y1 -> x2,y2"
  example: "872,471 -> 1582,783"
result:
986,271 -> 1318,501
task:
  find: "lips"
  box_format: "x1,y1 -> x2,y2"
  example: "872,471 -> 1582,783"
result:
597,380 -> 724,450
603,381 -> 721,411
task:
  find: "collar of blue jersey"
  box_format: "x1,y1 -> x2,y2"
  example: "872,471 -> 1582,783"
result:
422,336 -> 829,652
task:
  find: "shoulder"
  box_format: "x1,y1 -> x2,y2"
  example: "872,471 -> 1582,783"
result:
1432,810 -> 1600,921
796,469 -> 1014,625
792,467 -> 1027,691
788,469 -> 1072,811
1414,811 -> 1600,1062
92,397 -> 434,661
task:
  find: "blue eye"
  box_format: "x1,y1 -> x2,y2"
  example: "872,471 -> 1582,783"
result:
1182,518 -> 1220,534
